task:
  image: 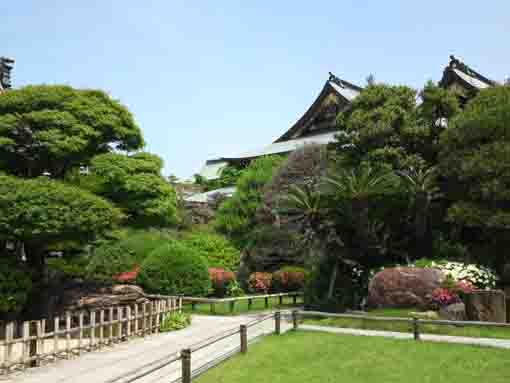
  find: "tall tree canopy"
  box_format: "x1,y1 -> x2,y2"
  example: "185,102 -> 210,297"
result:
80,152 -> 179,227
439,86 -> 510,249
0,85 -> 147,297
0,85 -> 144,178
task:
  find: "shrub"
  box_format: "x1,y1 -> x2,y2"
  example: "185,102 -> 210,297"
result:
160,312 -> 191,332
225,280 -> 244,297
272,266 -> 306,292
248,272 -> 272,294
137,240 -> 211,296
184,232 -> 240,271
0,255 -> 32,315
209,267 -> 235,297
86,229 -> 174,281
431,288 -> 460,307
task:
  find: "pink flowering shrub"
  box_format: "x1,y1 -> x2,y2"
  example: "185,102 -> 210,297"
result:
248,272 -> 273,294
431,288 -> 460,306
454,280 -> 474,295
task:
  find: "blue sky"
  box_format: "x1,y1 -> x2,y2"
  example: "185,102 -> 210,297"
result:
2,1 -> 509,178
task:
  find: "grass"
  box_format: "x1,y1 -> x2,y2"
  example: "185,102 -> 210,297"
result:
195,331 -> 510,383
303,308 -> 510,340
182,296 -> 303,316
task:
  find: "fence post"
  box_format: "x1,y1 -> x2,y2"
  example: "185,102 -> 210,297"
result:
412,317 -> 420,341
22,321 -> 30,368
275,312 -> 281,335
264,297 -> 269,309
90,311 -> 96,349
4,322 -> 14,372
126,306 -> 132,338
240,325 -> 248,354
279,295 -> 283,305
178,295 -> 183,313
99,310 -> 105,347
293,294 -> 297,305
65,312 -> 71,357
34,320 -> 43,367
78,312 -> 84,355
292,310 -> 299,330
248,299 -> 253,310
229,301 -> 235,313
181,348 -> 192,383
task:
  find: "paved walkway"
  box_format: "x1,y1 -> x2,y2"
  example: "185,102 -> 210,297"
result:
4,315 -> 510,383
300,324 -> 510,349
2,314 -> 290,383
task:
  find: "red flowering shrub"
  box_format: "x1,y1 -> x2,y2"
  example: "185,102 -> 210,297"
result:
431,288 -> 460,306
272,268 -> 305,292
248,272 -> 273,294
208,268 -> 235,297
113,265 -> 140,283
454,280 -> 474,295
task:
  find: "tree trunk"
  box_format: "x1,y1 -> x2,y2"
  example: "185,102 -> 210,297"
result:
327,258 -> 339,300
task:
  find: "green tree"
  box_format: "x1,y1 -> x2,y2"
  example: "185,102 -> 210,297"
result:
439,86 -> 510,270
0,85 -> 143,178
79,152 -> 179,227
0,85 -> 143,300
0,174 -> 122,282
214,156 -> 284,248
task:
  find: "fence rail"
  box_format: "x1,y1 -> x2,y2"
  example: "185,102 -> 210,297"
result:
294,310 -> 510,340
106,311 -> 286,383
0,297 -> 181,374
183,292 -> 302,314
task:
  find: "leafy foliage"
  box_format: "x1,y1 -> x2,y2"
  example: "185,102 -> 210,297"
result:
0,254 -> 32,315
86,229 -> 174,281
0,85 -> 143,178
184,231 -> 240,271
79,152 -> 179,227
0,174 -> 122,247
440,87 -> 510,230
214,156 -> 284,248
160,312 -> 191,332
195,165 -> 245,191
137,240 -> 211,296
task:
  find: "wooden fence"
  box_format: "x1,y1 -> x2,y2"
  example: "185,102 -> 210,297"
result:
183,292 -> 303,314
0,297 -> 181,374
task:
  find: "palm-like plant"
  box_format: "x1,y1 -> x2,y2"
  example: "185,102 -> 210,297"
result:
277,184 -> 343,299
398,166 -> 441,256
324,164 -> 400,244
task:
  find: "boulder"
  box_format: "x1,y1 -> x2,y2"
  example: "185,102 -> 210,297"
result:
74,284 -> 149,310
367,267 -> 444,309
465,290 -> 507,323
439,303 -> 466,321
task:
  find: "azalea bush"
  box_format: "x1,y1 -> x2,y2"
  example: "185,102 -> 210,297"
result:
209,267 -> 235,297
431,288 -> 460,307
248,272 -> 273,294
272,266 -> 306,292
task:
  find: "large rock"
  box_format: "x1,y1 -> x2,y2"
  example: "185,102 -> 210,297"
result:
465,290 -> 507,323
368,267 -> 444,309
73,284 -> 149,310
439,303 -> 466,321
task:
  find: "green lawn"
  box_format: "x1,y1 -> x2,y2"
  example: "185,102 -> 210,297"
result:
195,331 -> 510,383
182,296 -> 303,316
304,308 -> 510,340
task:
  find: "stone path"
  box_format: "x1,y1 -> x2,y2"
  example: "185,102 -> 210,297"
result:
1,314 -> 289,383
300,324 -> 510,349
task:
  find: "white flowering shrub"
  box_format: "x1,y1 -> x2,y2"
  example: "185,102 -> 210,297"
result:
428,261 -> 497,290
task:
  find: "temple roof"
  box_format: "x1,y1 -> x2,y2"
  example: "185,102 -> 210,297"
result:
274,73 -> 362,142
440,55 -> 497,91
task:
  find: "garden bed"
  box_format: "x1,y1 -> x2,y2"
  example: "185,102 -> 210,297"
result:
195,331 -> 510,383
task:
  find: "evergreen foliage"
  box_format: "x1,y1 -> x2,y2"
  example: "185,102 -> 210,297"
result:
183,231 -> 240,271
137,240 -> 211,296
214,156 -> 284,248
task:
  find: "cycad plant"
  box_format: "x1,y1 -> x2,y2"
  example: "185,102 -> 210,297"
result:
398,166 -> 441,257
